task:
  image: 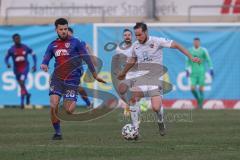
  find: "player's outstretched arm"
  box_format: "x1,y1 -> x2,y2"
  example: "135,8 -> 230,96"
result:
92,72 -> 106,84
117,57 -> 137,80
171,41 -> 201,63
79,41 -> 106,83
4,50 -> 11,68
203,48 -> 214,78
41,44 -> 54,72
26,46 -> 37,72
86,44 -> 98,66
31,53 -> 37,72
81,51 -> 106,83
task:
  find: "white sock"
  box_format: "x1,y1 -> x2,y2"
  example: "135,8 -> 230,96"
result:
130,103 -> 140,129
156,106 -> 164,123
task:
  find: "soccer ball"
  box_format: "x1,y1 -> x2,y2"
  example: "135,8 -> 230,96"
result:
121,124 -> 139,140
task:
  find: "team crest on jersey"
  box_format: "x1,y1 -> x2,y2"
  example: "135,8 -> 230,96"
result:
65,42 -> 70,48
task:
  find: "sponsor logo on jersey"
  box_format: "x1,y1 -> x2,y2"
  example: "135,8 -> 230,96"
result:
143,52 -> 152,61
149,43 -> 154,48
55,49 -> 69,57
15,56 -> 25,62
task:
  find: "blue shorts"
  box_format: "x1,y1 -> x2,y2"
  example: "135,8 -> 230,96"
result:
49,77 -> 79,101
14,67 -> 29,81
15,72 -> 28,81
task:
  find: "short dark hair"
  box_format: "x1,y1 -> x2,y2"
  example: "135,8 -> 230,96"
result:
55,18 -> 68,28
133,22 -> 148,32
12,33 -> 20,39
68,27 -> 73,34
194,37 -> 200,41
123,28 -> 132,34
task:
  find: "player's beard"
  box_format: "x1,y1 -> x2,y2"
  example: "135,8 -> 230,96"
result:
141,36 -> 148,44
58,33 -> 68,41
124,39 -> 131,45
139,32 -> 148,44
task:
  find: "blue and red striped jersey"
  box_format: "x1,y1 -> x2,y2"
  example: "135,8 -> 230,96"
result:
5,44 -> 35,73
42,36 -> 95,83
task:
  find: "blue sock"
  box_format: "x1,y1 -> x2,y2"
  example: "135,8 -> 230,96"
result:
53,122 -> 61,135
20,95 -> 24,106
83,97 -> 91,106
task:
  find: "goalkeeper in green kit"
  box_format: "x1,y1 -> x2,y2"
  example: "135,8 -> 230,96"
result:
186,38 -> 214,108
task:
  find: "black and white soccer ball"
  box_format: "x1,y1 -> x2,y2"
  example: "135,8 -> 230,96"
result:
121,124 -> 139,140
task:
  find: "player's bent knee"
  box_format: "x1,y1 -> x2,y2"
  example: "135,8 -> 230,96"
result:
65,108 -> 73,114
50,100 -> 59,109
64,105 -> 75,114
63,100 -> 76,114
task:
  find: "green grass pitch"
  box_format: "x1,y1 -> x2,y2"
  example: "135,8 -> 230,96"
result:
0,108 -> 240,160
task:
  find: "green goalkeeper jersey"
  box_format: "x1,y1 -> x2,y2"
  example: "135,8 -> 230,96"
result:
186,47 -> 213,76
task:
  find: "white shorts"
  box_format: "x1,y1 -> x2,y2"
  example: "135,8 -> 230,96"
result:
126,71 -> 163,97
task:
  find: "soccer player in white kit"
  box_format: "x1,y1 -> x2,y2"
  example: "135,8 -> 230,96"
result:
115,29 -> 135,116
118,23 -> 200,136
116,29 -> 149,118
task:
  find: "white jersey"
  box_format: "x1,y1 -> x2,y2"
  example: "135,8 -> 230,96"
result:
115,43 -> 133,59
130,36 -> 173,95
116,43 -> 138,79
132,36 -> 172,65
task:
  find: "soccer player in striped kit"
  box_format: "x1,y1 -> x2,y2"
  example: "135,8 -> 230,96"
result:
5,33 -> 37,109
41,18 -> 105,140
